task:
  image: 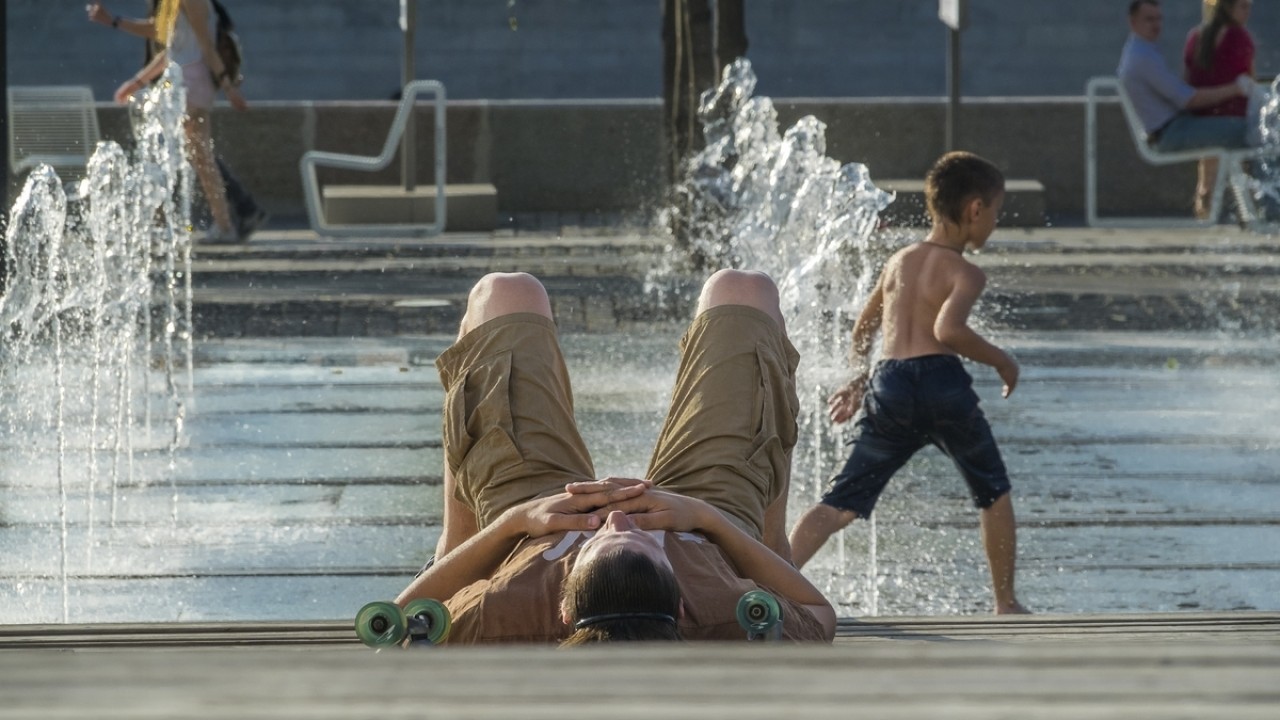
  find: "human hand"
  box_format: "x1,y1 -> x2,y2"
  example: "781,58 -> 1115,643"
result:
996,353 -> 1020,398
113,78 -> 141,105
827,374 -> 866,424
509,483 -> 649,538
591,487 -> 709,534
1236,74 -> 1257,97
224,85 -> 249,111
86,3 -> 112,26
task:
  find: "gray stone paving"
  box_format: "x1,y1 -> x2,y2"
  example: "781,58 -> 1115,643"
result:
4,328 -> 1280,623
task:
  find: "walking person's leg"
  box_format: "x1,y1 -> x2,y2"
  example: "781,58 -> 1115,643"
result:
927,358 -> 1030,614
979,492 -> 1029,614
216,156 -> 268,238
184,110 -> 235,239
788,422 -> 917,570
1195,157 -> 1219,219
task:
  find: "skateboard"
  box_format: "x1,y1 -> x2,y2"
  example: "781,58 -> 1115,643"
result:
736,589 -> 783,641
354,598 -> 452,648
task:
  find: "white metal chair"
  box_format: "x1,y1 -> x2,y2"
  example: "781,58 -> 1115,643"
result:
7,85 -> 101,183
299,79 -> 447,237
1084,76 -> 1275,228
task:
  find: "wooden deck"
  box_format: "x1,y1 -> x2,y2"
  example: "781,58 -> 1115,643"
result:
1,613 -> 1277,718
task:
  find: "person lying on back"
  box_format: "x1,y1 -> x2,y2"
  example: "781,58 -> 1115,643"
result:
393,269 -> 836,643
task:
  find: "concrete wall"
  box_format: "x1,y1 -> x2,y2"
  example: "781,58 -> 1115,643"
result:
7,1 -> 1279,101
75,96 -> 1196,225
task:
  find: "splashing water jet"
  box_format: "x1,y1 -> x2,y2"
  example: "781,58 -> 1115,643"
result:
0,63 -> 194,622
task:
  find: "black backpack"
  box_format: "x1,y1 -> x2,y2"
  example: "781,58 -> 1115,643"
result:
209,0 -> 244,87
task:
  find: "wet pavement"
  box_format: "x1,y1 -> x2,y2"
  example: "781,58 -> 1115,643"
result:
2,224 -> 1280,623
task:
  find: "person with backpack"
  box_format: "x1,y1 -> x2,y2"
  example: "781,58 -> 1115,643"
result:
88,0 -> 267,242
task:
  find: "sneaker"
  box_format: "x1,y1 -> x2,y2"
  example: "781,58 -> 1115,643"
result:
201,225 -> 243,244
236,207 -> 270,241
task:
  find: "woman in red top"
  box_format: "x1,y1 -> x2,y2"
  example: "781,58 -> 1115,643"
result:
1183,0 -> 1255,218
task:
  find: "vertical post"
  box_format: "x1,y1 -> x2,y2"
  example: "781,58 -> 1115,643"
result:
946,27 -> 960,151
1,1 -> 9,227
400,0 -> 417,191
1,1 -> 9,289
938,0 -> 967,152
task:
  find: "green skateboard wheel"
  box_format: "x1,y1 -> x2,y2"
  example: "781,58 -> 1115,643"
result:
403,598 -> 452,645
355,600 -> 408,648
737,590 -> 782,639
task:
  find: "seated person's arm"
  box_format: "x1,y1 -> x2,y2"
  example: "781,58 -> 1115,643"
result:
396,484 -> 645,607
1186,79 -> 1247,111
1132,54 -> 1244,114
591,485 -> 838,641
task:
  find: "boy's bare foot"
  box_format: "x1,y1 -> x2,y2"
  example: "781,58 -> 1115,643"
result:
996,600 -> 1032,615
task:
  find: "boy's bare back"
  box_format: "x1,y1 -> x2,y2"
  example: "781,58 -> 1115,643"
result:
877,241 -> 986,362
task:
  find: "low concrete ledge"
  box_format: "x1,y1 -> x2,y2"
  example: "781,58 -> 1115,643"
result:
83,97 -> 1209,227
322,183 -> 499,231
878,178 -> 1047,227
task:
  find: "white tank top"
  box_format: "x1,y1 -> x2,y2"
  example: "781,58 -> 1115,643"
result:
168,1 -> 217,67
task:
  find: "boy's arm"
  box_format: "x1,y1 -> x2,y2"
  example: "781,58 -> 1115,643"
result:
935,266 -> 1019,397
829,278 -> 884,423
849,279 -> 884,374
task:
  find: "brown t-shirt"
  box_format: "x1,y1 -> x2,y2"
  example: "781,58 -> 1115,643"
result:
443,529 -> 827,644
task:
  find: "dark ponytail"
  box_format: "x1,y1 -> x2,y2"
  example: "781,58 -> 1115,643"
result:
1194,0 -> 1239,71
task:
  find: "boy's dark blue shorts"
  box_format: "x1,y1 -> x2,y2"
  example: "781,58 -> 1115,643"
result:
820,354 -> 1011,518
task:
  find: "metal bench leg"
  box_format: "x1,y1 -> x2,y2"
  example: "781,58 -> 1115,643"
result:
1228,160 -> 1261,228
1204,155 -> 1233,226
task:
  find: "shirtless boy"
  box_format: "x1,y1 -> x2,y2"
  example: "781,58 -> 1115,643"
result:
787,151 -> 1030,615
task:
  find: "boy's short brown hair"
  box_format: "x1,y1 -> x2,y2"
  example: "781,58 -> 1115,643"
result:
925,151 -> 1006,225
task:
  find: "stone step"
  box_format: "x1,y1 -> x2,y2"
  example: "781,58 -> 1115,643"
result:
169,226 -> 1280,337
878,178 -> 1046,227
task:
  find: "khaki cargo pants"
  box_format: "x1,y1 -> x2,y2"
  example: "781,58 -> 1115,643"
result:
435,305 -> 799,540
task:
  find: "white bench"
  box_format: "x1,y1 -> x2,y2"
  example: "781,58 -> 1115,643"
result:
7,85 -> 101,184
299,79 -> 448,237
1084,75 -> 1274,228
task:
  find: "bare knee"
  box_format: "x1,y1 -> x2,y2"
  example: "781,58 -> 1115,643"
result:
825,505 -> 860,530
697,269 -> 786,331
801,503 -> 859,532
460,272 -> 552,336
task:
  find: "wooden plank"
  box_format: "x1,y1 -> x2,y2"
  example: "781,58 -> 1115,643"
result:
0,639 -> 1276,719
3,611 -> 1278,648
